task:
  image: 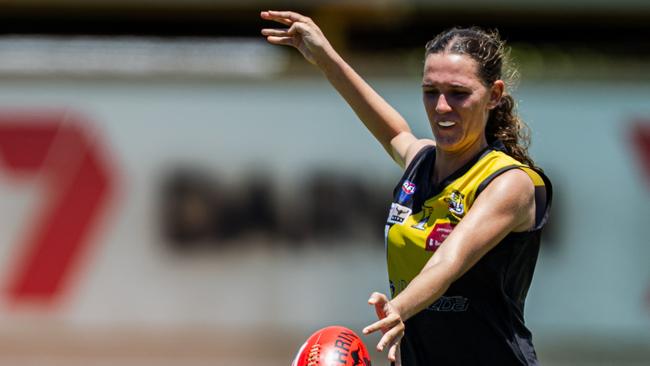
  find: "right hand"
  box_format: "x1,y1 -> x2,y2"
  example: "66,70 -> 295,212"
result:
260,10 -> 333,65
363,292 -> 405,365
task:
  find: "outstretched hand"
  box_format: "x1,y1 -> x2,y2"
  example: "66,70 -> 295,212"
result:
363,292 -> 404,365
260,10 -> 333,65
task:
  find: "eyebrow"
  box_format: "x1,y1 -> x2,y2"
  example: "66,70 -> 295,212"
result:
421,82 -> 469,89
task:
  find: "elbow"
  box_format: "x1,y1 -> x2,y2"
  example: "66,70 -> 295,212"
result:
390,130 -> 413,142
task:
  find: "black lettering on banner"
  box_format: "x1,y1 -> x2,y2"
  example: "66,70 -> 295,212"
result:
160,168 -> 393,251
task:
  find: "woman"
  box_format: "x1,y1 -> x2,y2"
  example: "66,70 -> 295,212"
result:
261,10 -> 552,366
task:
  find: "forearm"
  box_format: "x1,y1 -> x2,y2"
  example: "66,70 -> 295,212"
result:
316,49 -> 412,161
390,260 -> 458,321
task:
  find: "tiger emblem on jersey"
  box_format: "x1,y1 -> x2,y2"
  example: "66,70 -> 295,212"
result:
445,190 -> 465,216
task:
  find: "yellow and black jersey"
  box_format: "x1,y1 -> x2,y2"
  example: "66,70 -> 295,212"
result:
385,142 -> 552,366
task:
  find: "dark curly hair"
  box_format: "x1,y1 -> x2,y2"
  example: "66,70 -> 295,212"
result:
425,27 -> 536,169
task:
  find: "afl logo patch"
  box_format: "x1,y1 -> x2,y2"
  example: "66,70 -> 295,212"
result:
387,203 -> 412,225
402,180 -> 416,195
398,180 -> 417,204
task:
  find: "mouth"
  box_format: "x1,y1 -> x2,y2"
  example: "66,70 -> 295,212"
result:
437,121 -> 456,127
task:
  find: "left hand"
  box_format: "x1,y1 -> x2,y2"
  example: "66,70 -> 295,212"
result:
260,10 -> 333,66
363,292 -> 404,364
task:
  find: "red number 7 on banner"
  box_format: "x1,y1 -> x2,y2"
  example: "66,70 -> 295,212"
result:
0,111 -> 115,306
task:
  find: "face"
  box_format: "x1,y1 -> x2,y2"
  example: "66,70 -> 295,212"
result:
422,52 -> 503,154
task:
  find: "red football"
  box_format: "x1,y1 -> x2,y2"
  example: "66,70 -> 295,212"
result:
291,326 -> 372,366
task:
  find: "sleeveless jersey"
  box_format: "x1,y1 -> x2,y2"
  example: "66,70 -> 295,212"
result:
385,143 -> 552,366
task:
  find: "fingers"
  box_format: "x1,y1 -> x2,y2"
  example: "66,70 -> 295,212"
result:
378,324 -> 403,350
389,343 -> 402,363
365,292 -> 404,363
262,10 -> 311,23
262,21 -> 312,37
262,22 -> 311,47
363,312 -> 401,335
368,292 -> 389,320
265,36 -> 293,46
260,12 -> 292,26
368,292 -> 388,305
388,344 -> 398,362
261,28 -> 289,37
260,10 -> 313,28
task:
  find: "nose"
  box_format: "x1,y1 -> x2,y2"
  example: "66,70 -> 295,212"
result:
435,94 -> 452,114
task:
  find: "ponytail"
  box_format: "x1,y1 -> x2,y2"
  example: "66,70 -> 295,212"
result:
486,94 -> 537,169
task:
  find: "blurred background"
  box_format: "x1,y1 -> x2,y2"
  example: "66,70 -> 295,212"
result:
0,0 -> 648,365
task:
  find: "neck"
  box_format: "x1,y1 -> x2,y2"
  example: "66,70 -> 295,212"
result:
433,139 -> 488,185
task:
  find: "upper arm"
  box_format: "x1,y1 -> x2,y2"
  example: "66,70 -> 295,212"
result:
425,168 -> 536,281
388,132 -> 435,169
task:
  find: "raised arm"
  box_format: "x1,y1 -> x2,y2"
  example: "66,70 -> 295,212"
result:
261,10 -> 432,168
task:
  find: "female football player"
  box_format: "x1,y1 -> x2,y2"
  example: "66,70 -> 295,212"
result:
262,10 -> 551,365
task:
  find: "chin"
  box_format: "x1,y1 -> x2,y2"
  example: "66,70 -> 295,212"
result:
432,135 -> 463,152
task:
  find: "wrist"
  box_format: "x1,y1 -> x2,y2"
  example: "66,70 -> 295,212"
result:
390,297 -> 408,322
314,45 -> 343,72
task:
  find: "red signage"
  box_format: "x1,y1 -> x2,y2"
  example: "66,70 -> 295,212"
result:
631,121 -> 650,184
0,110 -> 115,306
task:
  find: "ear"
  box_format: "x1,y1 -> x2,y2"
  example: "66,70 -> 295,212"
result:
487,80 -> 505,110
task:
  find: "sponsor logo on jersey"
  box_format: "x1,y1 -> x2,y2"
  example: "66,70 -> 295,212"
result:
427,295 -> 469,312
398,180 -> 416,204
387,203 -> 412,224
425,222 -> 456,251
445,190 -> 465,216
411,204 -> 434,231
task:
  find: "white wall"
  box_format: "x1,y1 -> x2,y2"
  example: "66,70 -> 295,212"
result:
0,77 -> 647,361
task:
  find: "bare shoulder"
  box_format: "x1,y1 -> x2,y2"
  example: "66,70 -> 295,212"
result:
482,168 -> 535,206
476,168 -> 535,231
403,139 -> 435,168
389,133 -> 434,168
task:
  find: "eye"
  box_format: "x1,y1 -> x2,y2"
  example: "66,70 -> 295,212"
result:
450,90 -> 470,98
422,88 -> 439,96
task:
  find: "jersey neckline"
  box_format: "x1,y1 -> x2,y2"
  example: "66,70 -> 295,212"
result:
429,142 -> 502,197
